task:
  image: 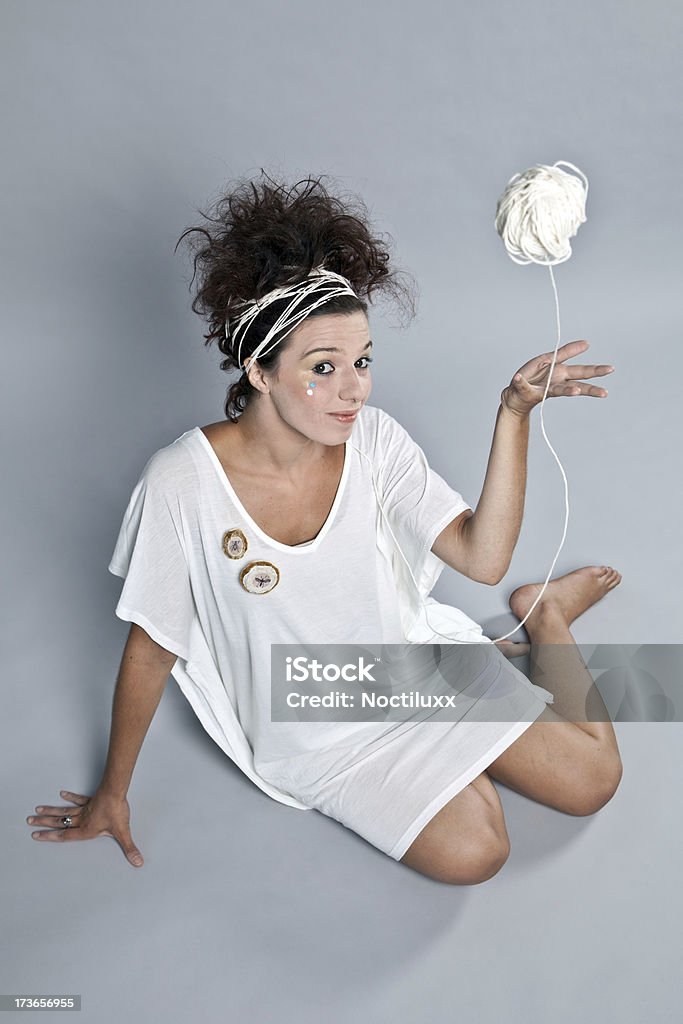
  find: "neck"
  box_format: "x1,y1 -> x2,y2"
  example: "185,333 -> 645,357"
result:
233,400 -> 333,478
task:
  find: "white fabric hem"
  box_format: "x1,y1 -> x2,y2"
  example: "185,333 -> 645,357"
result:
387,702 -> 550,861
112,603 -> 191,665
168,658 -> 313,812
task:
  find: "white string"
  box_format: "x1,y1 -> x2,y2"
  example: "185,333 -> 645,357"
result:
353,159 -> 587,648
225,161 -> 588,648
224,267 -> 358,374
349,442 -> 491,645
486,262 -> 569,642
485,159 -> 588,643
494,160 -> 588,265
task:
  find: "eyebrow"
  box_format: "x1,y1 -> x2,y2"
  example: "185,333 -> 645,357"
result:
301,340 -> 373,359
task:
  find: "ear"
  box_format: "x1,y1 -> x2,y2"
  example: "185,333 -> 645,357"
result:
245,361 -> 270,394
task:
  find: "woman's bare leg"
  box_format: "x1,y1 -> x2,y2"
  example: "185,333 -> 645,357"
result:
510,565 -> 621,748
401,566 -> 624,879
484,566 -> 623,814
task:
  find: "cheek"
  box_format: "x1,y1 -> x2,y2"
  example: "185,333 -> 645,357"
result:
295,371 -> 373,404
299,372 -> 328,401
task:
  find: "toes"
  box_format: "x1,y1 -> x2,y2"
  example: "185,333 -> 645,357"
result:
594,566 -> 622,589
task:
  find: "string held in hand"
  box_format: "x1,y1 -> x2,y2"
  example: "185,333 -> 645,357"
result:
489,160 -> 589,644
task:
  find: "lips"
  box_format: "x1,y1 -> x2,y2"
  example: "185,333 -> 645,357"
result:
328,411 -> 358,421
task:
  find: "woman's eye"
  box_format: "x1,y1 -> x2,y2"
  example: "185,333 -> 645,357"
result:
312,357 -> 373,375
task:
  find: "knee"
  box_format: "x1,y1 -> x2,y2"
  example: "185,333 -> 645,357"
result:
436,830 -> 511,887
571,754 -> 624,816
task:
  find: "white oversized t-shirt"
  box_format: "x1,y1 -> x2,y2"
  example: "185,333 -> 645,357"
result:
108,404 -> 553,847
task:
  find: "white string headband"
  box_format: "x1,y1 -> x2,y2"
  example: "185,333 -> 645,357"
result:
224,266 -> 359,376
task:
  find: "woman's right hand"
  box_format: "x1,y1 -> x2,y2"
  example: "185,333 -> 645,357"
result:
27,788 -> 145,867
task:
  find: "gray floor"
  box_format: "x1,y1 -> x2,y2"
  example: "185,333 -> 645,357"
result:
6,668 -> 678,1023
4,0 -> 681,1017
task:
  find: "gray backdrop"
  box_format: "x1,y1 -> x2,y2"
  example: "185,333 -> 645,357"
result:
2,1 -> 681,1022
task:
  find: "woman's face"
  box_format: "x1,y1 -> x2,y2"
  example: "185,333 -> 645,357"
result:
257,310 -> 373,443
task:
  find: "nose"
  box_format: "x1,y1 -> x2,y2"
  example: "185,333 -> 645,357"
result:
338,366 -> 368,405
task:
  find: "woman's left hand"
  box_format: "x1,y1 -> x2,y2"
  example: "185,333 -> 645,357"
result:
500,340 -> 615,418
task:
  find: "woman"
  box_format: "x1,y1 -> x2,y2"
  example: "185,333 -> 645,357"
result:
27,172 -> 622,884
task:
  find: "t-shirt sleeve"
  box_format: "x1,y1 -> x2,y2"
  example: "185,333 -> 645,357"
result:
371,407 -> 473,597
107,451 -> 196,663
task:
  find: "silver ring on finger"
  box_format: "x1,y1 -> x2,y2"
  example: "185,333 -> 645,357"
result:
61,815 -> 73,828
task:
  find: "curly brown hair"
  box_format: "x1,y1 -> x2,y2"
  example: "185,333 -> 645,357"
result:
174,169 -> 418,421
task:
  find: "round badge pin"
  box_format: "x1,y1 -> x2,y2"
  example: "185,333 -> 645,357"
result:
222,528 -> 248,559
239,560 -> 280,595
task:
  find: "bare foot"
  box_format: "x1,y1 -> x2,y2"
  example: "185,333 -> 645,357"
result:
509,565 -> 622,630
494,640 -> 531,659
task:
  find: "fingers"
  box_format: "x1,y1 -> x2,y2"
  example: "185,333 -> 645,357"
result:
27,791 -> 144,866
28,790 -> 87,838
57,790 -> 90,805
32,791 -> 90,813
30,804 -> 84,817
537,339 -> 589,363
535,341 -> 616,383
30,824 -> 83,841
519,352 -> 610,384
28,810 -> 81,828
564,364 -> 615,379
30,824 -> 143,867
119,840 -> 144,867
28,792 -> 87,825
558,381 -> 609,397
514,375 -> 609,398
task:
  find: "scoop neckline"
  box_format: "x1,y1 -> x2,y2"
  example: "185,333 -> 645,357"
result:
193,426 -> 351,555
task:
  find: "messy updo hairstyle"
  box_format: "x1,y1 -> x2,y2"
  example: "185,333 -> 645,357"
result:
174,169 -> 418,421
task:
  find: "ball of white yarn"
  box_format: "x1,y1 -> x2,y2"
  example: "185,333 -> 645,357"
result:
494,160 -> 589,266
